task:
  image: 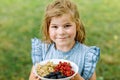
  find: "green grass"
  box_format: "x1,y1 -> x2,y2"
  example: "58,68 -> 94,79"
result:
0,0 -> 120,80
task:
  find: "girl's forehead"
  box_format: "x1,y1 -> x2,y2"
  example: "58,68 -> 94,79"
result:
50,13 -> 74,24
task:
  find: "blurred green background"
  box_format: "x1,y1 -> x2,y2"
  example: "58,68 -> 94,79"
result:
0,0 -> 120,80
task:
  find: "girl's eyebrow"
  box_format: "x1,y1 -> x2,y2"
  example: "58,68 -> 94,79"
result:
65,22 -> 71,24
50,23 -> 57,25
63,22 -> 71,26
50,22 -> 71,26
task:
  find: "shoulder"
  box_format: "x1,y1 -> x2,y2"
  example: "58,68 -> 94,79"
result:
80,43 -> 100,79
31,38 -> 53,64
31,37 -> 53,56
31,37 -> 48,56
31,37 -> 48,48
78,42 -> 100,63
77,42 -> 100,56
31,37 -> 43,45
85,45 -> 100,60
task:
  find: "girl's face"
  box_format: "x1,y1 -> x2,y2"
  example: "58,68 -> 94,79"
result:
49,13 -> 76,48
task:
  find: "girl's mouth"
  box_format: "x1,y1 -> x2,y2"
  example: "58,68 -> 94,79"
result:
59,37 -> 66,39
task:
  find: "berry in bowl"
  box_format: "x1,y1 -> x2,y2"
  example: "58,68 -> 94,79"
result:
34,59 -> 78,80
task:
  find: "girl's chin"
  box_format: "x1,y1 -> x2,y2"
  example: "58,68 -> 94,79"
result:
56,42 -> 70,46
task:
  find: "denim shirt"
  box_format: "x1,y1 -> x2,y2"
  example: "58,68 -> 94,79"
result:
31,38 -> 100,80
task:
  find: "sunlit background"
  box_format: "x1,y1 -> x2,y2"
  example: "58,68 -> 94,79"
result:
0,0 -> 120,80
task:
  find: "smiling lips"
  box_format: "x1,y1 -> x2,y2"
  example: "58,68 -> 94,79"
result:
59,37 -> 66,39
57,36 -> 69,40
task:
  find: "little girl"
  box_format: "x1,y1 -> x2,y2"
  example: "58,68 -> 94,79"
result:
29,0 -> 100,80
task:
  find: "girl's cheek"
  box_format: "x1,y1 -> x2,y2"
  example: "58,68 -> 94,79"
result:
50,29 -> 56,34
49,31 -> 55,37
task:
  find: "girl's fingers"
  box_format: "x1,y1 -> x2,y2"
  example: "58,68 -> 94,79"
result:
30,72 -> 40,80
70,76 -> 75,80
32,72 -> 40,80
29,66 -> 41,80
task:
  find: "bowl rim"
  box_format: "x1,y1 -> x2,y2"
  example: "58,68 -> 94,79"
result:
34,59 -> 78,80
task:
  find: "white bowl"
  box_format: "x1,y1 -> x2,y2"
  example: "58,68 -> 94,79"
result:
34,59 -> 78,80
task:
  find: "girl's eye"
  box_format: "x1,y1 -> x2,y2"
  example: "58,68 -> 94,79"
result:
64,24 -> 71,28
51,26 -> 58,28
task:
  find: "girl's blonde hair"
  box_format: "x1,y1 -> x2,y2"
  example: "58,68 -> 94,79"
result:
42,0 -> 85,43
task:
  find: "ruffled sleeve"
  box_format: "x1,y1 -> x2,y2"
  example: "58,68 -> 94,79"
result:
31,38 -> 43,65
82,46 -> 100,80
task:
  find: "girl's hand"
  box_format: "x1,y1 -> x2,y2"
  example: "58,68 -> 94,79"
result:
70,73 -> 84,80
29,72 -> 41,80
70,72 -> 96,80
29,66 -> 41,80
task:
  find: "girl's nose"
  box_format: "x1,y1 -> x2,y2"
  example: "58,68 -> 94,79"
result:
57,27 -> 65,35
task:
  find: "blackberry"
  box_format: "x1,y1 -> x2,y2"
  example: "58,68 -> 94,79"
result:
43,71 -> 66,79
